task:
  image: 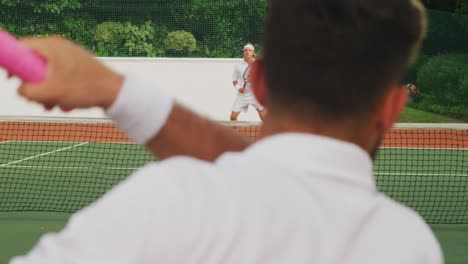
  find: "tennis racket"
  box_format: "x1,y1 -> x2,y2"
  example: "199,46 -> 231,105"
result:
242,64 -> 251,89
0,29 -> 46,83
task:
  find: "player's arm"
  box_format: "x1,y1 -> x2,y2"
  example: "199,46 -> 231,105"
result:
147,104 -> 251,161
232,65 -> 241,90
18,37 -> 251,161
232,80 -> 245,94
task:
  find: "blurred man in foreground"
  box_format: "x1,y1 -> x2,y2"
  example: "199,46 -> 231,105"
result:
11,0 -> 442,263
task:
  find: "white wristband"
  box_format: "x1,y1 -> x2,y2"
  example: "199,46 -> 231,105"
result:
235,84 -> 241,90
106,74 -> 174,145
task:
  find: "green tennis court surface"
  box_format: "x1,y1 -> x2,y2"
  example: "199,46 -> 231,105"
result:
0,139 -> 467,263
0,140 -> 155,212
1,216 -> 467,263
375,148 -> 468,224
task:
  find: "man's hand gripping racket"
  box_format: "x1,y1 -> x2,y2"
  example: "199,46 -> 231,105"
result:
0,29 -> 122,111
0,29 -> 72,111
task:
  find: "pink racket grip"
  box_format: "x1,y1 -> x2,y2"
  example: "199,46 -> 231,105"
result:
0,29 -> 47,83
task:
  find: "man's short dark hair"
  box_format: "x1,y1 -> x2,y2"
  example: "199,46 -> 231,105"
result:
263,0 -> 426,120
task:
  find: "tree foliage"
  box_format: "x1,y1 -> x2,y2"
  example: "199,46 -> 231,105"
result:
413,53 -> 468,119
94,21 -> 158,56
422,0 -> 468,14
458,0 -> 468,13
0,0 -> 465,59
164,30 -> 196,56
0,0 -> 267,58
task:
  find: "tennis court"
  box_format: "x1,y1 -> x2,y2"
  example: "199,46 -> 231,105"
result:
1,137 -> 466,220
375,147 -> 468,224
2,217 -> 468,263
0,140 -> 154,211
0,119 -> 467,263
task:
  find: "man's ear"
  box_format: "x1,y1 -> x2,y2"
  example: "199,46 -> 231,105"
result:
378,84 -> 408,133
251,58 -> 267,106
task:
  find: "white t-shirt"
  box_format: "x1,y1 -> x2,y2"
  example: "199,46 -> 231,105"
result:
232,60 -> 255,98
11,133 -> 443,264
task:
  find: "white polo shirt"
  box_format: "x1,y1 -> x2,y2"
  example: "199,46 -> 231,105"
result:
232,60 -> 255,98
11,134 -> 443,264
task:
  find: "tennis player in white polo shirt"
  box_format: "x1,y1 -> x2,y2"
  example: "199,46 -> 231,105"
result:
230,43 -> 267,121
11,0 -> 442,263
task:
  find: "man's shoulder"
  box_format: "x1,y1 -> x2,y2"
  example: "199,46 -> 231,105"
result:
377,195 -> 428,225
127,157 -> 225,207
376,195 -> 440,243
142,156 -> 215,181
136,151 -> 250,190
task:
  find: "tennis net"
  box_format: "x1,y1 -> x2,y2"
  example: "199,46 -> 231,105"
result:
0,116 -> 467,224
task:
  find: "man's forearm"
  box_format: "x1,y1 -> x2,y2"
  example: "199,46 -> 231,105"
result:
146,104 -> 252,161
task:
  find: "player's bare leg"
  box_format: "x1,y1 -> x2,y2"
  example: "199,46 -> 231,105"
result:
230,111 -> 240,121
257,109 -> 267,121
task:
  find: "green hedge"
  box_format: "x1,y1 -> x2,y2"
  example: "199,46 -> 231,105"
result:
164,30 -> 196,56
411,53 -> 468,120
0,0 -> 267,58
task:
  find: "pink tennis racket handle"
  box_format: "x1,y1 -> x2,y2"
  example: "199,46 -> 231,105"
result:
0,29 -> 47,83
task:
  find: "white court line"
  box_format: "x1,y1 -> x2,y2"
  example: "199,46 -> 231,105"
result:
13,141 -> 465,149
0,140 -> 12,144
8,141 -> 466,148
0,142 -> 89,167
2,165 -> 138,170
375,172 -> 468,177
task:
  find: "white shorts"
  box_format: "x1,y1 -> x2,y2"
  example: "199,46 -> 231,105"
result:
231,96 -> 265,113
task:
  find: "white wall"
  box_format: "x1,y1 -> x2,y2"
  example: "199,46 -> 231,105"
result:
0,58 -> 262,121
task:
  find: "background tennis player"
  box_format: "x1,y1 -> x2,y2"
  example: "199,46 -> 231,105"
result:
230,43 -> 266,121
